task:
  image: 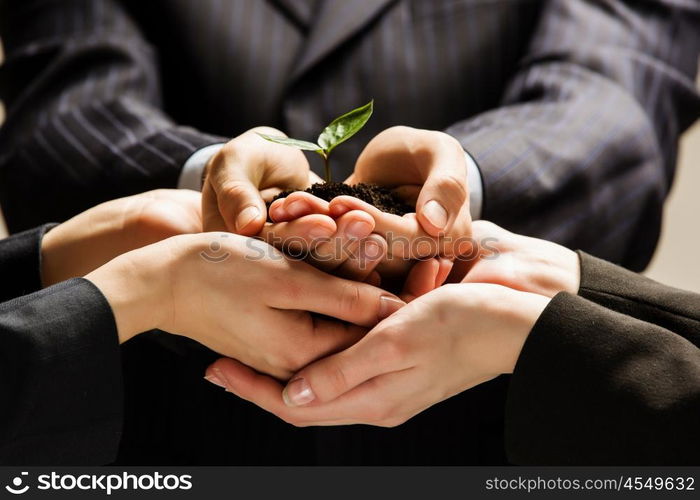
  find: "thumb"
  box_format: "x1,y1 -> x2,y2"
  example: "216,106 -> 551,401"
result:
281,328 -> 402,406
216,178 -> 267,236
206,159 -> 267,235
415,146 -> 468,237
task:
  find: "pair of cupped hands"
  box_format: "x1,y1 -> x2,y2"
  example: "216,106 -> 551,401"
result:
43,126 -> 580,428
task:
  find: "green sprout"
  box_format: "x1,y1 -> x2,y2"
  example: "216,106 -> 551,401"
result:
258,100 -> 374,183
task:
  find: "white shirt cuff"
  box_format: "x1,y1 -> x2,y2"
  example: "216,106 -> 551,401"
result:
177,143 -> 226,190
464,150 -> 483,220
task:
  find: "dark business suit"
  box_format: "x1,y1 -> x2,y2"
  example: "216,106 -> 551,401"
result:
0,227 -> 122,465
0,0 -> 699,465
507,252 -> 700,465
1,0 -> 699,270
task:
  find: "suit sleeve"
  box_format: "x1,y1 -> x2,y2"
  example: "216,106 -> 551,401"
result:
0,224 -> 56,302
0,278 -> 123,465
445,0 -> 700,271
505,292 -> 700,465
0,0 -> 227,232
576,250 -> 700,345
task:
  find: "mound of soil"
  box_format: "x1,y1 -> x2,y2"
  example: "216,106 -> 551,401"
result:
272,182 -> 413,216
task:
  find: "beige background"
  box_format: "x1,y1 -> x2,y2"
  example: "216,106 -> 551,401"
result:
0,39 -> 698,291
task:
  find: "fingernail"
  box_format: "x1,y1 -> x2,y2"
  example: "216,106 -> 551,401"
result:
361,240 -> 383,261
309,224 -> 334,240
423,200 -> 448,230
345,220 -> 373,240
378,295 -> 406,320
286,200 -> 308,218
282,378 -> 316,407
204,369 -> 227,389
236,206 -> 261,231
268,204 -> 284,221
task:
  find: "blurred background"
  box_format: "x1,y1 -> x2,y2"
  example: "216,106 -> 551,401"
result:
0,41 -> 698,292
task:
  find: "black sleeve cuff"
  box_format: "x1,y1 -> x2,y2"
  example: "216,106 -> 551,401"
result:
505,291 -> 700,465
0,223 -> 58,302
0,278 -> 123,464
577,250 -> 700,338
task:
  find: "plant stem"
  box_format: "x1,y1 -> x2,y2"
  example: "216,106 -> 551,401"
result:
322,153 -> 331,183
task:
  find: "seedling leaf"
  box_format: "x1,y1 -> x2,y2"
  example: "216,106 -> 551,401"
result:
317,100 -> 374,154
257,134 -> 322,153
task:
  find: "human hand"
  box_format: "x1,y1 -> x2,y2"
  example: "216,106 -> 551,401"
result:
349,126 -> 471,240
205,282 -> 549,426
452,221 -> 580,297
202,127 -> 320,235
268,192 -> 473,287
85,232 -> 405,380
41,189 -> 202,287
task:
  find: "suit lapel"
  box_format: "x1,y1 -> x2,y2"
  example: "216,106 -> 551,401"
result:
290,0 -> 398,81
267,0 -> 318,28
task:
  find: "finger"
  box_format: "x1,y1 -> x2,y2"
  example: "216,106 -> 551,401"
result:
258,215 -> 337,255
206,357 -> 286,407
202,181 -> 229,232
435,257 -> 454,287
208,165 -> 267,236
330,196 -> 474,258
271,264 -> 406,327
329,196 -> 440,259
281,329 -> 413,406
307,210 -> 375,272
269,191 -> 331,222
414,143 -> 469,236
401,259 -> 440,302
209,357 -> 415,427
336,234 -> 387,282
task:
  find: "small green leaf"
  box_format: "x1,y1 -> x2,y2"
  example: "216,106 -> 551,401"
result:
257,133 -> 322,152
317,100 -> 374,154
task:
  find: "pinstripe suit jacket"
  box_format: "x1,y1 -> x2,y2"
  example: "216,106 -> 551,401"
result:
1,0 -> 699,465
0,0 -> 699,271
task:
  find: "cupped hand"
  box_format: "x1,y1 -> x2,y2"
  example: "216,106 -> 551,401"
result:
268,191 -> 474,287
86,232 -> 406,380
349,126 -> 472,242
205,281 -> 549,426
202,127 -> 319,235
452,221 -> 581,297
41,189 -> 203,287
207,284 -> 549,427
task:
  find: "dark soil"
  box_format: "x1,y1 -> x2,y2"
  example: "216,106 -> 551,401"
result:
271,182 -> 414,216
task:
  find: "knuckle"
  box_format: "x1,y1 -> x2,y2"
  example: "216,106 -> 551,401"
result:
325,363 -> 350,397
436,174 -> 467,201
378,415 -> 407,428
283,350 -> 309,374
367,403 -> 396,424
386,125 -> 414,136
338,282 -> 362,317
220,180 -> 253,202
375,330 -> 409,365
277,277 -> 304,303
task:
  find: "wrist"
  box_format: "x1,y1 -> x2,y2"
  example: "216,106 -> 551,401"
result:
556,247 -> 581,294
40,224 -> 61,288
492,288 -> 550,375
507,292 -> 550,372
84,246 -> 170,343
